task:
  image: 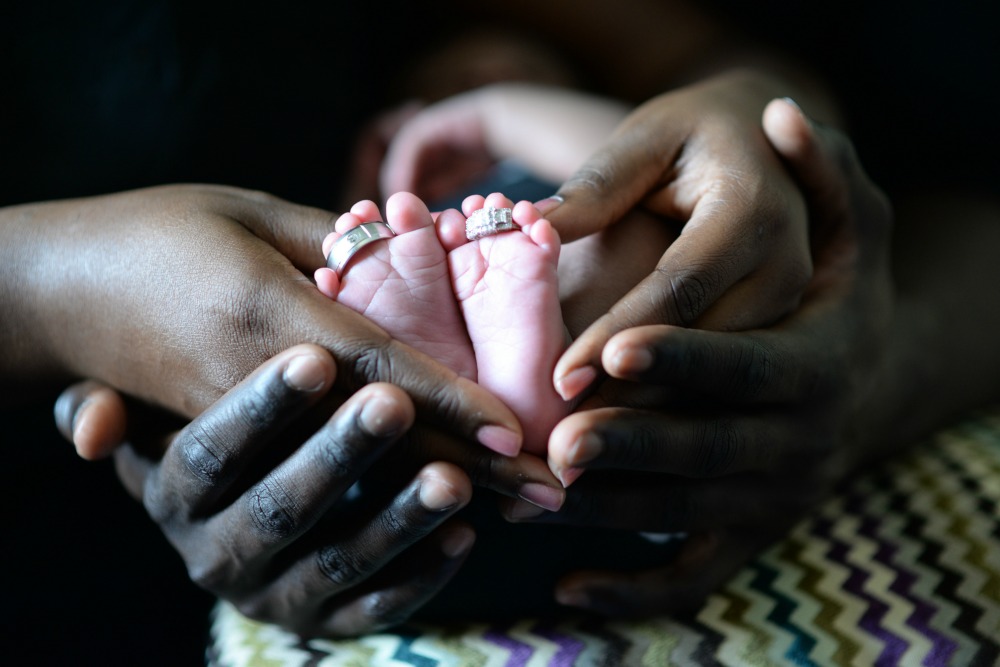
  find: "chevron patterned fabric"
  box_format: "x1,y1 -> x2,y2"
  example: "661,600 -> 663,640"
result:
208,409 -> 1000,666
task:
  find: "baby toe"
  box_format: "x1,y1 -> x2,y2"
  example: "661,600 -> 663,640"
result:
349,199 -> 383,222
385,192 -> 435,234
335,211 -> 367,234
461,194 -> 487,217
483,192 -> 515,210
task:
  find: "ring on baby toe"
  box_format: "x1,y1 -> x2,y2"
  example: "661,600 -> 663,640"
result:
465,206 -> 518,241
328,221 -> 396,277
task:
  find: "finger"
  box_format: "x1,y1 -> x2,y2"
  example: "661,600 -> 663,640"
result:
207,185 -> 337,273
305,297 -> 524,456
53,380 -> 127,460
407,426 -> 565,512
762,98 -> 816,167
238,462 -> 473,622
143,345 -> 336,518
504,469 -> 795,534
544,115 -> 685,243
546,406 -> 793,484
763,97 -> 892,253
599,324 -> 833,404
317,520 -> 475,636
554,530 -> 774,617
553,174 -> 809,402
204,383 -> 417,569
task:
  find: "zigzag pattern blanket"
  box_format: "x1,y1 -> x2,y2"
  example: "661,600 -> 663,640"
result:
208,410 -> 1000,666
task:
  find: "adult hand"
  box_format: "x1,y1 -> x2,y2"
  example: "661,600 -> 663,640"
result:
546,71 -> 822,402
508,99 -> 895,616
55,345 -> 559,636
3,184 -> 523,455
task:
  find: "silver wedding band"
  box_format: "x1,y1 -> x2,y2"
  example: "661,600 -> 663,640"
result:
465,206 -> 518,241
327,222 -> 396,277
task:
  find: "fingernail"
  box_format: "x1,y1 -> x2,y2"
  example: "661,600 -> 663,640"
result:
781,96 -> 801,111
558,466 -> 584,488
555,365 -> 597,401
780,97 -> 812,127
358,396 -> 405,437
440,526 -> 475,558
533,195 -> 563,215
477,425 -> 522,456
506,498 -> 546,521
419,475 -> 461,511
518,482 -> 564,512
71,400 -> 98,457
283,354 -> 327,392
611,346 -> 654,376
568,432 -> 602,466
70,399 -> 93,444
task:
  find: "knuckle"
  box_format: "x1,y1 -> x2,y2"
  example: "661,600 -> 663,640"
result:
380,496 -> 434,543
177,379 -> 280,487
217,274 -> 282,363
245,480 -> 298,538
179,425 -> 229,485
317,545 -> 373,589
358,592 -> 411,631
727,338 -> 773,400
355,339 -> 471,432
693,419 -> 744,477
315,428 -> 353,479
462,447 -> 500,488
380,504 -> 409,536
617,422 -> 663,471
348,340 -> 396,388
562,161 -> 617,200
659,268 -> 715,325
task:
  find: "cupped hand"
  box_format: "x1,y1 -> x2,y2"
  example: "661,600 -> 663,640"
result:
10,184 -> 523,454
511,99 -> 895,616
547,71 -> 818,402
56,345 -> 559,636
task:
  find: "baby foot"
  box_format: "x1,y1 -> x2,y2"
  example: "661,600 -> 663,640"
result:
315,192 -> 476,380
439,193 -> 569,455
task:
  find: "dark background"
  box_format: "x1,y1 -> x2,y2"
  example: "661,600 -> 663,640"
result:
4,401 -> 215,665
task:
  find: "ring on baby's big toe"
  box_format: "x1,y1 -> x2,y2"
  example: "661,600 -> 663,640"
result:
327,221 -> 396,277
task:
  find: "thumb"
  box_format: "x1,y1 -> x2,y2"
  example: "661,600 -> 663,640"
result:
762,98 -> 892,253
545,124 -> 678,242
54,380 -> 127,460
229,194 -> 338,273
